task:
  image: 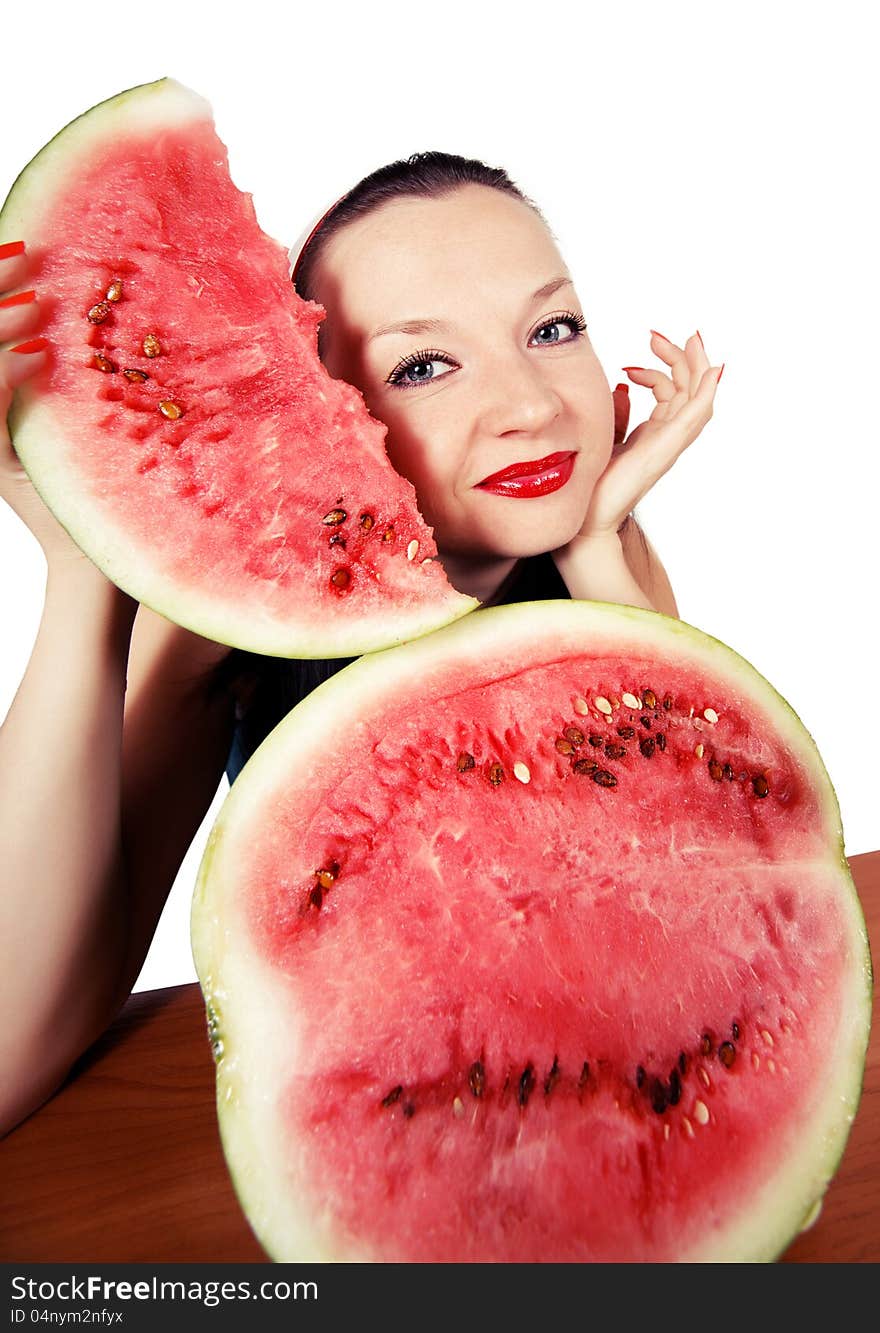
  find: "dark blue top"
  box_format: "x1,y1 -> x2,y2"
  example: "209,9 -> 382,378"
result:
224,551 -> 570,786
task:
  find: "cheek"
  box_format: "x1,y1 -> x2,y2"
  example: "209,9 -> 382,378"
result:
371,401 -> 454,519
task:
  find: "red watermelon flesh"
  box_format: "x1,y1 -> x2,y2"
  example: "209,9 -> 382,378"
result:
1,79 -> 477,655
192,602 -> 871,1263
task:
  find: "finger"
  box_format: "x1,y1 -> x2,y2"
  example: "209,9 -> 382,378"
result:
652,361 -> 720,431
623,365 -> 676,404
0,290 -> 40,345
1,338 -> 50,397
686,330 -> 711,397
649,329 -> 690,395
0,242 -> 31,298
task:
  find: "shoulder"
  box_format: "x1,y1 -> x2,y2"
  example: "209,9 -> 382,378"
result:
619,516 -> 679,619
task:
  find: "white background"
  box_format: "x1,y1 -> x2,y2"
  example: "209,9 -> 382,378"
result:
1,0 -> 877,993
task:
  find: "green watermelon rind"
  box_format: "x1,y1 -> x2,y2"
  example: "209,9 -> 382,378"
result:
0,77 -> 479,657
191,601 -> 871,1263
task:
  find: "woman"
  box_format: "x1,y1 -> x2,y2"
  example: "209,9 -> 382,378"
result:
224,153 -> 721,783
0,152 -> 721,1136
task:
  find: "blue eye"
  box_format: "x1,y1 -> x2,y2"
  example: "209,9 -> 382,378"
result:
530,310 -> 588,346
387,349 -> 458,389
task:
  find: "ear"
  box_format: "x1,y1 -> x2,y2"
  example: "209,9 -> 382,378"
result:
612,382 -> 630,452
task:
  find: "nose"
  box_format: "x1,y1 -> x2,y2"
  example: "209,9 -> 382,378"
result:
478,349 -> 563,438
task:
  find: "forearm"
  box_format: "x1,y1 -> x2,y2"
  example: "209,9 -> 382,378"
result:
552,531 -> 659,612
0,564 -> 137,1133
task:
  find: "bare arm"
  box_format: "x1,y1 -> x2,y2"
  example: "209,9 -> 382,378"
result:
0,573 -> 239,1137
0,258 -> 240,1134
0,567 -> 137,1133
552,518 -> 679,617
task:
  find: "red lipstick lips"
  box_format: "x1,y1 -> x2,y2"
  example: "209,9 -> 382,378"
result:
475,451 -> 576,498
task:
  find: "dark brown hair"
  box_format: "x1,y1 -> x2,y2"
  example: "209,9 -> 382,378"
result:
292,150 -> 542,303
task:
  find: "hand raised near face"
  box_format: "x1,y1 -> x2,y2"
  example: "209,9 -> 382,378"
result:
578,330 -> 723,542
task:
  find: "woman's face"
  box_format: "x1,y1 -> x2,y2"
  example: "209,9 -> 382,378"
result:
310,184 -> 614,570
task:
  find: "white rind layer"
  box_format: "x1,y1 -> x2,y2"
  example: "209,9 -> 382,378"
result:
191,601 -> 872,1263
1,77 -> 478,656
1,79 -> 212,236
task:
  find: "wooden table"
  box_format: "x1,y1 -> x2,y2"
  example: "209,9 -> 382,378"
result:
2,852 -> 878,1263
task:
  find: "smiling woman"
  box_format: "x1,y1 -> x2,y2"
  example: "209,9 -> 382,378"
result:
221,152 -> 718,783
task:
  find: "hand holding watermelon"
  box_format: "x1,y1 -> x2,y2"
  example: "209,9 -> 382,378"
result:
0,245 -> 96,574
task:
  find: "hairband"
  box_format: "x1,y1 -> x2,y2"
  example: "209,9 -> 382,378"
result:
287,197 -> 345,286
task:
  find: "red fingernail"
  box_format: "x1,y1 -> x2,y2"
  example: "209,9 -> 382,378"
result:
10,337 -> 48,354
650,329 -> 671,342
0,289 -> 36,310
614,382 -> 629,394
622,366 -> 643,374
0,240 -> 26,260
716,363 -> 725,383
696,330 -> 704,348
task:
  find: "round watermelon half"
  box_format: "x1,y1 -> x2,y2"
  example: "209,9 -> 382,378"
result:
191,600 -> 871,1263
0,78 -> 478,655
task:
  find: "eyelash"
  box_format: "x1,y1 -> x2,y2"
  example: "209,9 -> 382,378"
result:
385,310 -> 588,389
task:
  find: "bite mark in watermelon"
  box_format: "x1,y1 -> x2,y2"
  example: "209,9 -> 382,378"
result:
1,78 -> 478,654
191,601 -> 872,1263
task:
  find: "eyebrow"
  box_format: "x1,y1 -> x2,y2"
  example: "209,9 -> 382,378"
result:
369,275 -> 574,341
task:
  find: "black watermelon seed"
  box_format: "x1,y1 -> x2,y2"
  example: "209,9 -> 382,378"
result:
328,532 -> 346,548
668,1068 -> 682,1106
651,1079 -> 668,1114
572,757 -> 598,776
617,725 -> 635,739
640,715 -> 652,729
639,737 -> 655,759
678,1050 -> 688,1075
468,1061 -> 485,1099
382,1085 -> 403,1107
643,689 -> 657,709
555,737 -> 575,755
359,513 -> 375,531
604,741 -> 627,760
592,769 -> 617,788
564,726 -> 585,747
487,762 -> 505,786
656,733 -> 666,752
403,1102 -> 415,1119
636,1065 -> 646,1089
308,884 -> 323,910
663,695 -> 673,710
588,734 -> 605,748
322,508 -> 347,526
731,1021 -> 741,1041
544,1056 -> 560,1096
709,760 -> 724,781
718,1042 -> 736,1069
456,752 -> 476,772
517,1064 -> 536,1108
700,1032 -> 714,1056
752,774 -> 769,798
723,763 -> 734,780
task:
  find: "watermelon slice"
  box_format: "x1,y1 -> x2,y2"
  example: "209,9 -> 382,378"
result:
0,79 -> 478,655
191,600 -> 872,1263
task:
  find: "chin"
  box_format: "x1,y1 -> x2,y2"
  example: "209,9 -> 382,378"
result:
493,501 -> 589,558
